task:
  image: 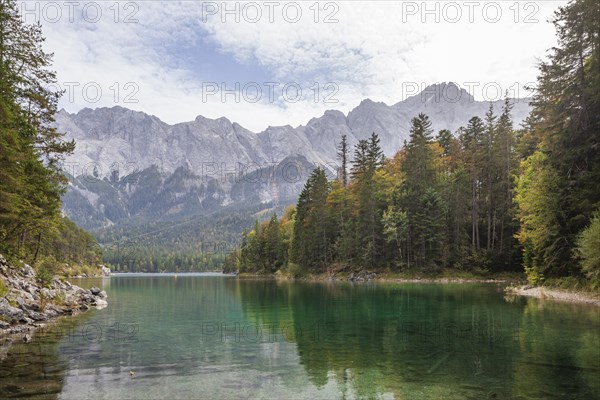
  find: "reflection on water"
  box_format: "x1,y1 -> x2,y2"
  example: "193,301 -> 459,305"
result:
0,276 -> 598,399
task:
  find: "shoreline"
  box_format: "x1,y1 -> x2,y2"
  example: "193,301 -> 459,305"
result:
237,270 -> 600,306
0,254 -> 109,347
506,285 -> 600,307
238,270 -> 524,285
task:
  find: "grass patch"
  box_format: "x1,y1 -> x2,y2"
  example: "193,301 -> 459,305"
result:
60,263 -> 101,278
52,291 -> 66,306
0,279 -> 9,297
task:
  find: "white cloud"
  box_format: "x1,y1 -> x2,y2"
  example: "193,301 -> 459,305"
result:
29,1 -> 567,132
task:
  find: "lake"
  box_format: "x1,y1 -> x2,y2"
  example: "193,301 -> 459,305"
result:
1,274 -> 598,399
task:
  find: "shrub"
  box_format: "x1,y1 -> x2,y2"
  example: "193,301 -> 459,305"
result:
53,291 -> 66,306
0,280 -> 9,297
36,256 -> 58,288
285,263 -> 307,278
39,291 -> 49,312
524,264 -> 544,286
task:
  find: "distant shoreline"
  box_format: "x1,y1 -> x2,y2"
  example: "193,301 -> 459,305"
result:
236,271 -> 600,306
108,272 -> 235,277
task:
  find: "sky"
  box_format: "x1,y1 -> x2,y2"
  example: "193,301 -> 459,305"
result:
20,0 -> 568,132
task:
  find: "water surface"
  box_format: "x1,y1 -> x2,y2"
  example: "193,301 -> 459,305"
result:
1,275 -> 598,399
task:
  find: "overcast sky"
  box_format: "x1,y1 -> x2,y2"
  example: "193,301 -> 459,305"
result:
22,1 -> 567,131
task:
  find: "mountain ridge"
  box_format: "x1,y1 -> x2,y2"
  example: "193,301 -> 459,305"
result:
56,83 -> 532,233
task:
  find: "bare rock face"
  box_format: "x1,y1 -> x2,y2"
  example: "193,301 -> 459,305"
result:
0,254 -> 108,337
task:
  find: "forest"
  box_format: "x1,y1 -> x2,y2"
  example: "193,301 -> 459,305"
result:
0,0 -> 101,275
96,202 -> 290,273
225,0 -> 600,289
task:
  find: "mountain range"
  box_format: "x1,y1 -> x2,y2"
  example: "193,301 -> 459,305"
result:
57,82 -> 531,250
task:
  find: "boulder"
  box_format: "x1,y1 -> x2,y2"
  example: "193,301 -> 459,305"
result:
15,297 -> 29,309
0,298 -> 23,322
21,264 -> 35,278
90,287 -> 102,296
26,310 -> 47,321
94,298 -> 108,309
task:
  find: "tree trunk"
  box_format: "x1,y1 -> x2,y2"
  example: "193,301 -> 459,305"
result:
33,232 -> 42,262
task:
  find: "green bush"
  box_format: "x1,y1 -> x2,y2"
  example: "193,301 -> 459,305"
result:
53,291 -> 66,306
524,264 -> 544,286
284,263 -> 307,278
576,212 -> 600,281
36,256 -> 58,288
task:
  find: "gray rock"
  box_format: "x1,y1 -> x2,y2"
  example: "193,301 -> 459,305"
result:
15,297 -> 28,309
26,311 -> 47,321
90,287 -> 101,296
43,309 -> 58,318
26,284 -> 38,296
22,264 -> 35,278
52,278 -> 63,289
94,299 -> 108,309
0,298 -> 24,321
22,334 -> 32,343
98,290 -> 107,299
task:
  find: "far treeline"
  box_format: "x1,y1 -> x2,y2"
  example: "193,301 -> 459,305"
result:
0,0 -> 101,277
225,0 -> 600,289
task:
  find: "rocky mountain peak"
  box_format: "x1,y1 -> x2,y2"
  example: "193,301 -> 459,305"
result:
57,83 -> 532,230
402,82 -> 475,106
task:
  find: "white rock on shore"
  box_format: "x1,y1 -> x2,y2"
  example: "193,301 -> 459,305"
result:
100,265 -> 111,277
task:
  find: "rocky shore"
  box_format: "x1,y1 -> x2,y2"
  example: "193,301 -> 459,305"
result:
507,285 -> 600,306
0,254 -> 108,340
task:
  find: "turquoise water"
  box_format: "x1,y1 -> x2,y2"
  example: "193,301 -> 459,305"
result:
0,275 -> 598,399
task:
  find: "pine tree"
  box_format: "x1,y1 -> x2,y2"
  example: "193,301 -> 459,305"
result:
515,0 -> 600,280
0,0 -> 79,263
399,114 -> 444,268
337,134 -> 349,187
290,168 -> 332,271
